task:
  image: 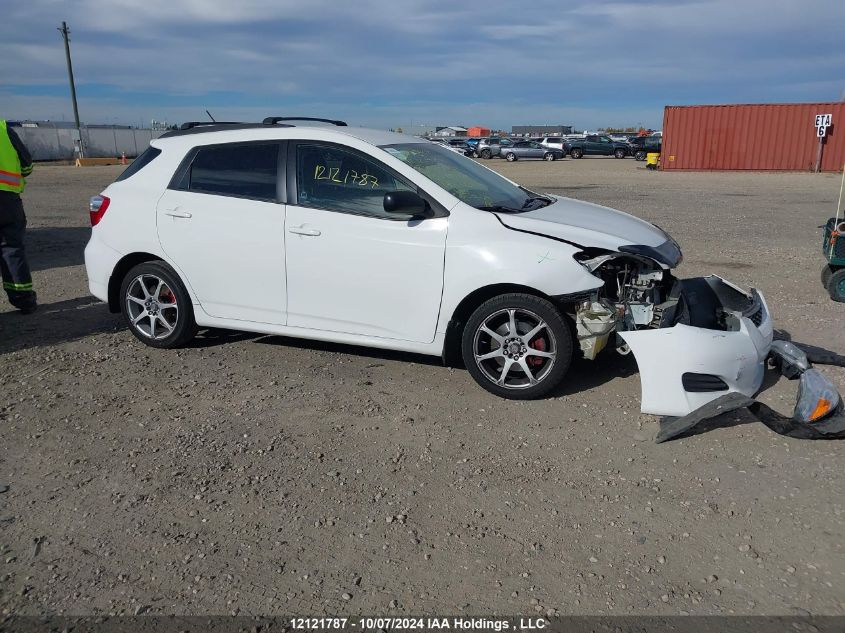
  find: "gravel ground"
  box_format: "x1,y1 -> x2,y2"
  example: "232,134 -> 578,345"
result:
1,158 -> 844,617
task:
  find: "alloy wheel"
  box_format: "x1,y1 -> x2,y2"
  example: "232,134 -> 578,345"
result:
125,274 -> 179,340
472,308 -> 556,389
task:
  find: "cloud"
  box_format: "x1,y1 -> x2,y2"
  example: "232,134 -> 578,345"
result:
2,0 -> 843,129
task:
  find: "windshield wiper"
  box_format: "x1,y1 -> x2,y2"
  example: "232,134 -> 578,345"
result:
478,204 -> 524,213
521,196 -> 552,210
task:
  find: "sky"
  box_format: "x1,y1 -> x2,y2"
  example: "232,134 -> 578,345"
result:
2,0 -> 844,132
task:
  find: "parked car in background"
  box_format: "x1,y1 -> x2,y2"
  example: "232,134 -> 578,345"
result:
501,140 -> 563,161
537,137 -> 570,154
427,138 -> 474,156
628,135 -> 662,161
447,141 -> 474,156
475,137 -> 514,159
566,134 -> 629,159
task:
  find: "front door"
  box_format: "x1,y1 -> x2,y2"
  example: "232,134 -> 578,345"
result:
156,141 -> 287,324
284,142 -> 447,343
526,142 -> 546,158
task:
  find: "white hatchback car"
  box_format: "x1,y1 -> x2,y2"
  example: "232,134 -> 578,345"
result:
85,117 -> 773,415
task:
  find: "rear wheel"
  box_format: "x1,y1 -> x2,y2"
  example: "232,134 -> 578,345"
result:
822,264 -> 839,288
635,150 -> 646,161
543,152 -> 555,161
461,293 -> 573,399
570,148 -> 583,159
614,148 -> 626,159
505,152 -> 517,162
822,264 -> 835,288
828,269 -> 845,302
120,261 -> 197,348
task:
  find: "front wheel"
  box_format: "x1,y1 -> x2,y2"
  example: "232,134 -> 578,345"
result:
614,148 -> 626,159
543,152 -> 555,161
461,294 -> 573,399
120,261 -> 198,348
570,148 -> 583,159
635,150 -> 646,161
480,149 -> 492,159
505,152 -> 517,162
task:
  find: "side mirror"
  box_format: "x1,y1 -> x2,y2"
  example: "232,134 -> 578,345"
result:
383,190 -> 430,217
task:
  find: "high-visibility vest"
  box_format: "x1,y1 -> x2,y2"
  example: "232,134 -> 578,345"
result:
0,120 -> 26,194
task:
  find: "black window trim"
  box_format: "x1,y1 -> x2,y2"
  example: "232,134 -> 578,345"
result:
167,139 -> 287,203
115,146 -> 162,182
285,140 -> 449,221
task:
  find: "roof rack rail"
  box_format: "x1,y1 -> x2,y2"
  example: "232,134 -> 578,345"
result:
263,117 -> 347,127
178,121 -> 243,130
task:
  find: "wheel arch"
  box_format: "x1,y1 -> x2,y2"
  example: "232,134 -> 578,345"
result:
107,252 -> 164,313
442,283 -> 553,366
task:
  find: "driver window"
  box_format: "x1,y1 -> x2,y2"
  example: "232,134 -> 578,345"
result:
296,144 -> 414,219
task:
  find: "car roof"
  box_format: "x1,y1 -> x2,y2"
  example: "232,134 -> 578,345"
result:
152,123 -> 423,150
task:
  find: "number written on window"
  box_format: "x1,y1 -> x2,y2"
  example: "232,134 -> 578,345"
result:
313,165 -> 380,189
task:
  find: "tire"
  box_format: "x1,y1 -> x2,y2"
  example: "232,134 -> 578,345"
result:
543,152 -> 555,161
570,148 -> 583,159
119,261 -> 198,348
505,152 -> 517,162
480,149 -> 492,159
635,150 -> 646,161
614,148 -> 626,159
827,269 -> 845,302
461,293 -> 573,400
821,264 -> 835,288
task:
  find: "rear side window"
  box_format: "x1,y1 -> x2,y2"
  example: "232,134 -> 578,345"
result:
188,143 -> 278,200
115,146 -> 161,182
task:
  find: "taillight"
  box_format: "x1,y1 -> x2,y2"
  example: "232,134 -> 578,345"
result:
89,195 -> 110,226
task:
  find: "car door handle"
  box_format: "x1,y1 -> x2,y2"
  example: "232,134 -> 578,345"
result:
164,209 -> 192,219
288,227 -> 321,236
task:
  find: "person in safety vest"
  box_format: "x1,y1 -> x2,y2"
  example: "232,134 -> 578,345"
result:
0,120 -> 36,313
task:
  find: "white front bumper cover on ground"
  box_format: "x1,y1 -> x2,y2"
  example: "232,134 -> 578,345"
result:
618,276 -> 773,417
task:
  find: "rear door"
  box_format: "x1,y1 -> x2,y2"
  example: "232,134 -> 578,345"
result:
510,142 -> 528,158
283,141 -> 447,343
156,141 -> 287,324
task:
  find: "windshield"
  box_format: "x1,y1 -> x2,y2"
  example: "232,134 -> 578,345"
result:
380,143 -> 549,212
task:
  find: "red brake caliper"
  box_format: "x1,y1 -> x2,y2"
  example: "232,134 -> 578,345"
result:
527,336 -> 546,366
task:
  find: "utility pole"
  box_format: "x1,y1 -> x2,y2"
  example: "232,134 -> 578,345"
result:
58,21 -> 82,156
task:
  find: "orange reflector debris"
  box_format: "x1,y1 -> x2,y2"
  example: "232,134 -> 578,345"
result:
809,398 -> 834,422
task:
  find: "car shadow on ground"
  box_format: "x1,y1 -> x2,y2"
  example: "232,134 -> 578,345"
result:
0,297 -> 120,355
256,333 -> 640,393
252,334 -> 443,366
551,351 -> 639,398
186,328 -> 263,348
26,226 -> 90,272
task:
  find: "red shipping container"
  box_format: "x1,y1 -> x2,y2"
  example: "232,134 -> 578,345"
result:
467,126 -> 491,137
661,103 -> 845,172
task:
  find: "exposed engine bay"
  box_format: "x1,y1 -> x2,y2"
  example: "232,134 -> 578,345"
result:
570,251 -> 772,417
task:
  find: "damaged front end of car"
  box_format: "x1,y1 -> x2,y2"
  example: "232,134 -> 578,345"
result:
571,246 -> 773,417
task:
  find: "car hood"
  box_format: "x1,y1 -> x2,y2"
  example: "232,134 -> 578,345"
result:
496,195 -> 680,264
